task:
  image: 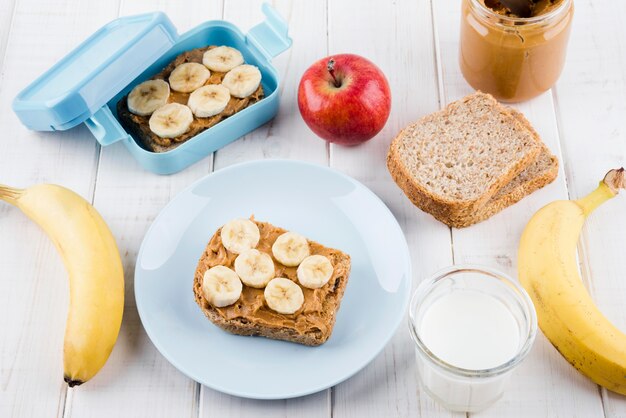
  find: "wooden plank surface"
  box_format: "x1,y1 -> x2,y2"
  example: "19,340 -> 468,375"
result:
432,1 -> 607,417
327,1 -> 460,417
0,0 -> 118,417
0,0 -> 16,71
200,1 -> 331,417
552,0 -> 626,416
212,0 -> 328,168
64,1 -> 224,417
0,0 -> 624,417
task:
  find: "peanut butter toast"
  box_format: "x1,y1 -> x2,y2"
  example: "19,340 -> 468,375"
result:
193,219 -> 351,346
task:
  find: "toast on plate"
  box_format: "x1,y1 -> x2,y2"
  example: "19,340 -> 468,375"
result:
193,218 -> 351,346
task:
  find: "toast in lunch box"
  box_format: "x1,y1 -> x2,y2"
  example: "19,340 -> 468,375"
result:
117,46 -> 264,153
193,218 -> 351,346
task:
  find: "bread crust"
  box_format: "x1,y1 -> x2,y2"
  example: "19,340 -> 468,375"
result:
193,221 -> 351,346
447,152 -> 558,227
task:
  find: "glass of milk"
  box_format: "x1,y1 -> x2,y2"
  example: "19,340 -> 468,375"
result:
408,265 -> 537,412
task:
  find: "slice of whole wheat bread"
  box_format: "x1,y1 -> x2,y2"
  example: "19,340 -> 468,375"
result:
387,91 -> 541,223
447,108 -> 559,228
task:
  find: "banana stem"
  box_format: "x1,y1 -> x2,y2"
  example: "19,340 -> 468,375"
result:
0,185 -> 23,205
603,167 -> 626,194
575,168 -> 625,216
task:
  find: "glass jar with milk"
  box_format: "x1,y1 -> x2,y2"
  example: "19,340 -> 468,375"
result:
409,266 -> 537,412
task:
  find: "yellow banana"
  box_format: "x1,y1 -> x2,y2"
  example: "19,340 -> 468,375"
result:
518,168 -> 626,395
0,184 -> 124,387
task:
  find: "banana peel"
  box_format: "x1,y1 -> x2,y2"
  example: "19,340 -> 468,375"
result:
518,168 -> 626,394
0,184 -> 124,387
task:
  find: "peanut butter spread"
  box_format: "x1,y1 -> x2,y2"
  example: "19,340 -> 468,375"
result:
117,46 -> 264,152
194,221 -> 351,336
460,0 -> 572,102
483,0 -> 562,17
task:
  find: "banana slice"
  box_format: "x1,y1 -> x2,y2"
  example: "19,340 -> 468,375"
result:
221,219 -> 260,254
234,249 -> 275,288
272,231 -> 310,267
202,266 -> 242,308
221,64 -> 262,99
168,62 -> 211,93
297,255 -> 334,289
264,278 -> 304,314
148,103 -> 193,139
187,85 -> 231,118
202,46 -> 244,73
127,79 -> 170,116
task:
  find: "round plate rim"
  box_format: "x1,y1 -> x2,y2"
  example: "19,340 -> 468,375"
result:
134,159 -> 412,399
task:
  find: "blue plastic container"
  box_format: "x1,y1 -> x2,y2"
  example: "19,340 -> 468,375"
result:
13,4 -> 291,174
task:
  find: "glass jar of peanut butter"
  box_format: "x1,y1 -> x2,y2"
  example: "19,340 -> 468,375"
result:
460,0 -> 573,102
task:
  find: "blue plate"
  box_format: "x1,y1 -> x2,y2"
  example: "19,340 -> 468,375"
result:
135,160 -> 412,399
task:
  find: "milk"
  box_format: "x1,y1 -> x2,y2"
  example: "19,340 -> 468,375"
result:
409,267 -> 536,413
419,290 -> 521,370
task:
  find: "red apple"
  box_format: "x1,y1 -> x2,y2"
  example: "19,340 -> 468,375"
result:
297,54 -> 391,146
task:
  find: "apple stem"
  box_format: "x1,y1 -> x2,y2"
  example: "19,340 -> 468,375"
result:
327,58 -> 341,88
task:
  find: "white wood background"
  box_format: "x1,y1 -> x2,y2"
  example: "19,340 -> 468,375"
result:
0,0 -> 624,417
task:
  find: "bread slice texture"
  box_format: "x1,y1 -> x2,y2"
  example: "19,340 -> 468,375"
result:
193,220 -> 351,346
387,91 -> 541,224
449,145 -> 558,227
447,108 -> 559,228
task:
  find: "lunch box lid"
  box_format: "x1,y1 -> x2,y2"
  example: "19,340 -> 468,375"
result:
12,12 -> 179,131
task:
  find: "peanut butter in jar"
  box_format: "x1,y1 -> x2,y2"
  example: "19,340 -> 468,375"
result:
459,0 -> 573,103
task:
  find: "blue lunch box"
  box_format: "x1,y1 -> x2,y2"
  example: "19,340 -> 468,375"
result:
12,4 -> 292,174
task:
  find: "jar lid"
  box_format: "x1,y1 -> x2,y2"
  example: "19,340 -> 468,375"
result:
12,12 -> 178,131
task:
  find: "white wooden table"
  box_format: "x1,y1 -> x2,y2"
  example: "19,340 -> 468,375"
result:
1,0 -> 625,417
